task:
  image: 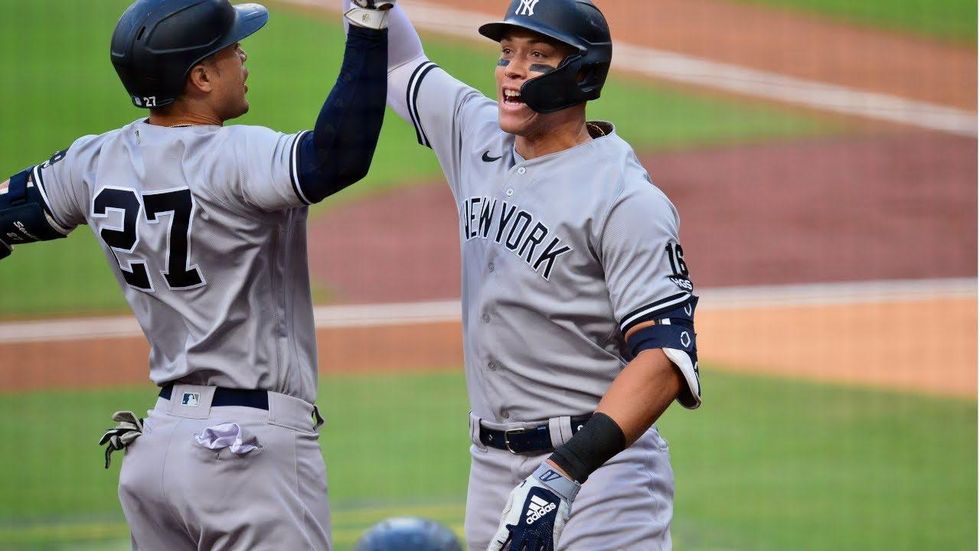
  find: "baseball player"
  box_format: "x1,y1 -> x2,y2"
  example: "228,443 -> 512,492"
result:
343,0 -> 702,548
0,0 -> 396,548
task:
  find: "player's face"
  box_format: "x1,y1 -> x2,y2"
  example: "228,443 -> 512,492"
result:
495,30 -> 573,135
207,43 -> 251,121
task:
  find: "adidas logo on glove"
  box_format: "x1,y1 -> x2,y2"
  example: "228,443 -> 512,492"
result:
525,495 -> 557,524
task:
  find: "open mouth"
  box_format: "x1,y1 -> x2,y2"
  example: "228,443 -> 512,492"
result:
502,89 -> 525,105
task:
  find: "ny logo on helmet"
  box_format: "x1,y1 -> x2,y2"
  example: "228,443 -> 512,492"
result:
515,0 -> 541,16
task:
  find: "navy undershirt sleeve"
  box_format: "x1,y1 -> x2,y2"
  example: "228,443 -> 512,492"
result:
295,25 -> 388,203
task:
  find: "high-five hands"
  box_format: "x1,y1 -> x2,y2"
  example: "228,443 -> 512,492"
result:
351,0 -> 396,8
345,0 -> 397,30
487,463 -> 581,551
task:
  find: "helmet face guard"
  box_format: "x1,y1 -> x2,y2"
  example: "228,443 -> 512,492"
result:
110,0 -> 269,108
479,0 -> 612,114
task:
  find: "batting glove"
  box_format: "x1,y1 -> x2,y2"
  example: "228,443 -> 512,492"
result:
99,411 -> 144,469
0,238 -> 10,260
345,0 -> 396,30
487,462 -> 581,551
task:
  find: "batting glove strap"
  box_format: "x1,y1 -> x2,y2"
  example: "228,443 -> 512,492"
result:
531,462 -> 580,502
98,411 -> 144,469
486,464 -> 581,551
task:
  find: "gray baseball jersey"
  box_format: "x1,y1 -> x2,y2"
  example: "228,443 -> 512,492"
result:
391,62 -> 701,424
33,120 -> 319,403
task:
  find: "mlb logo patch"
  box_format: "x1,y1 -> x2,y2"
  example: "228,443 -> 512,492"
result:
181,392 -> 201,407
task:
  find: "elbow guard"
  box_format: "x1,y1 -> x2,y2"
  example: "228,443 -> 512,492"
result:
626,296 -> 702,409
0,169 -> 70,254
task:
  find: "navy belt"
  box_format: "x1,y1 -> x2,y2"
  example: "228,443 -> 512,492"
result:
480,415 -> 592,454
159,384 -> 269,410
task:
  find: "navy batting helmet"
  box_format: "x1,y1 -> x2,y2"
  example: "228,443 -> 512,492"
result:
479,0 -> 612,114
110,0 -> 269,108
355,517 -> 462,551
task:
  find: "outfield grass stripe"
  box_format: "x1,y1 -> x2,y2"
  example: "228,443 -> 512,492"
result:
1,278 -> 971,343
287,0 -> 976,136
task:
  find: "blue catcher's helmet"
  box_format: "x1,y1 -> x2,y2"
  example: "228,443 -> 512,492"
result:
355,517 -> 462,551
110,0 -> 269,108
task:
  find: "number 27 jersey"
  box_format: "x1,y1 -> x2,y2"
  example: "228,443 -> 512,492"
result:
33,120 -> 320,403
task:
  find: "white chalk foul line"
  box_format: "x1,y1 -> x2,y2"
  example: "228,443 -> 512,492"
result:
0,279 -> 973,344
287,0 -> 976,137
696,277 -> 977,310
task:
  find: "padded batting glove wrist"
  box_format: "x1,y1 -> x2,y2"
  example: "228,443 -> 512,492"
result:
487,462 -> 581,551
345,0 -> 396,30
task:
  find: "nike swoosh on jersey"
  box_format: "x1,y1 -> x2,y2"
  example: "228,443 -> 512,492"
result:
482,151 -> 503,162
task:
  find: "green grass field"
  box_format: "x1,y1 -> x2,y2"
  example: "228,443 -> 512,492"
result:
0,369 -> 974,550
736,0 -> 977,42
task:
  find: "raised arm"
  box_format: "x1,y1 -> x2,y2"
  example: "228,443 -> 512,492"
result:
291,2 -> 394,203
343,0 -> 424,123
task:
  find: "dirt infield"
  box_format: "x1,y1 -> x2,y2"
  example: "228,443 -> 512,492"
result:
309,132 -> 977,300
0,322 -> 465,392
700,297 -> 976,398
3,296 -> 973,398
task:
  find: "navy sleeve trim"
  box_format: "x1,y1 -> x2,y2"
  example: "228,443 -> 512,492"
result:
289,131 -> 313,206
293,25 -> 387,204
620,292 -> 692,334
407,61 -> 438,148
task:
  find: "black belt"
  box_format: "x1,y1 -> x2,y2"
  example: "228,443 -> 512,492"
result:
480,415 -> 592,454
159,384 -> 269,410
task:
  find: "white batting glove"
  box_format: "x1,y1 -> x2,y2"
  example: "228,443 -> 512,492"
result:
98,411 -> 144,469
487,463 -> 581,551
345,0 -> 396,30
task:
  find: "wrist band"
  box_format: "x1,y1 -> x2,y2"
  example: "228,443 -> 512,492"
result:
548,412 -> 626,483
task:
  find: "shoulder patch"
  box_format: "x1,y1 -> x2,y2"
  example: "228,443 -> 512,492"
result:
40,148 -> 68,169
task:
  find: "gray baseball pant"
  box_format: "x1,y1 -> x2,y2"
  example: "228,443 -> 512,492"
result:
465,414 -> 675,551
117,384 -> 331,550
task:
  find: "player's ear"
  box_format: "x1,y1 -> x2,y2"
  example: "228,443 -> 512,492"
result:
186,63 -> 215,95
